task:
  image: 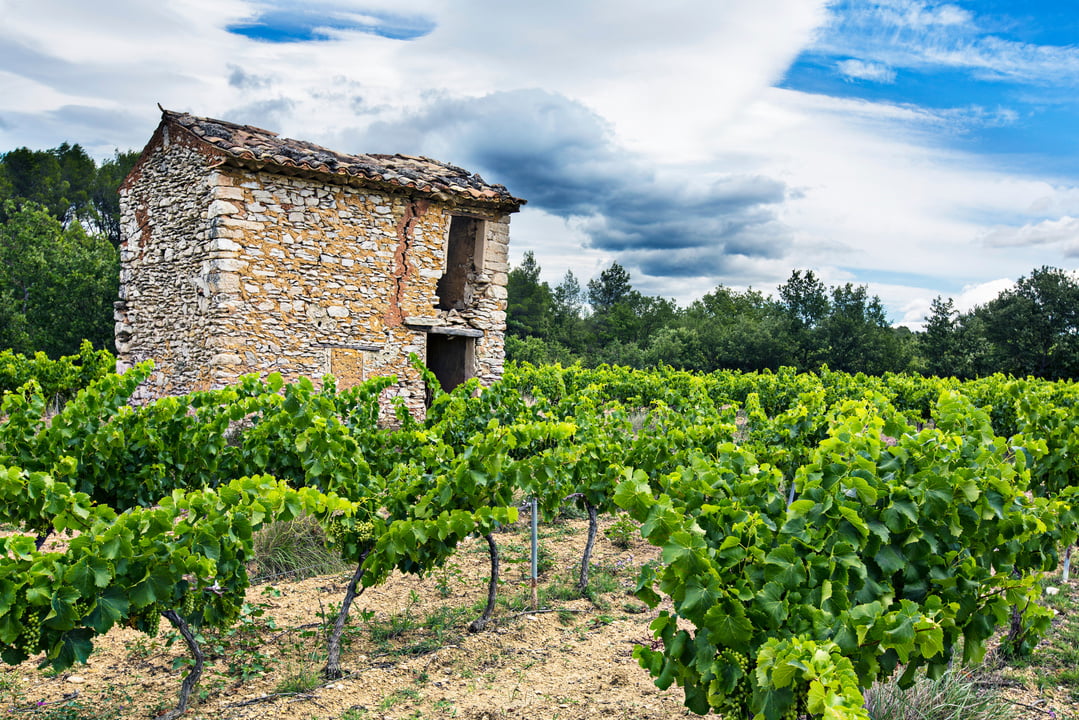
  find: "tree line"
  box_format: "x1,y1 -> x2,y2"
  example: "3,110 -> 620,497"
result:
2,141 -> 1076,382
507,251 -> 1079,380
0,144 -> 138,358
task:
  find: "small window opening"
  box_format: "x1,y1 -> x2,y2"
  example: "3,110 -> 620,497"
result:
436,216 -> 484,310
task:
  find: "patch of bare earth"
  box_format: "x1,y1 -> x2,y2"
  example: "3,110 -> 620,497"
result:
1,516 -> 696,719
4,516 -> 1076,720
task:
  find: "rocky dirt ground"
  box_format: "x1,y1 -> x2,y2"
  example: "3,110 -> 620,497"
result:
1,515 -> 1076,720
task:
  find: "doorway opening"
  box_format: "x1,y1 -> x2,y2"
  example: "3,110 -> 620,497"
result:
426,333 -> 475,396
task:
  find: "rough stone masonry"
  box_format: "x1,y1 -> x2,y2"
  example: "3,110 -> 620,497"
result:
115,108 -> 525,417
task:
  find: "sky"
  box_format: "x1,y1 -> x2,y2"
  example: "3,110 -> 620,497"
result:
2,0 -> 1078,327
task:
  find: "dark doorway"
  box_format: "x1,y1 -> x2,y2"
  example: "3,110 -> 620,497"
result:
437,216 -> 481,310
426,333 -> 475,395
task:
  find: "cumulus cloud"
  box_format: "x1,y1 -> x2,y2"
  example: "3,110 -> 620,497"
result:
954,277 -> 1016,312
897,275 -> 1016,328
359,89 -> 791,279
981,216 -> 1079,249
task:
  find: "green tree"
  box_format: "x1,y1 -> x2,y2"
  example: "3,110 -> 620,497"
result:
587,262 -> 637,312
819,283 -> 908,374
506,251 -> 553,339
0,202 -> 118,356
1,147 -> 65,219
918,297 -> 985,378
920,296 -> 959,377
551,269 -> 586,351
0,144 -> 136,246
975,266 -> 1079,379
91,150 -> 140,246
0,144 -> 95,224
636,295 -> 678,344
777,270 -> 829,370
585,263 -> 664,354
504,334 -> 578,365
681,286 -> 791,372
586,263 -> 638,350
643,326 -> 708,371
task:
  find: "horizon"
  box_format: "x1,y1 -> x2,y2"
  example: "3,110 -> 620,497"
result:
2,1 -> 1077,326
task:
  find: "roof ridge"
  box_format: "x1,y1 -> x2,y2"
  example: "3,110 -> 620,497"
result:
157,107 -> 524,209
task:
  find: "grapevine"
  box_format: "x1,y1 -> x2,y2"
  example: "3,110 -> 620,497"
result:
2,359 -> 1078,719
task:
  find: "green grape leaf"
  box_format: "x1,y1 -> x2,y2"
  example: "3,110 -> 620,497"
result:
764,544 -> 806,588
755,581 -> 788,626
84,587 -> 128,634
49,628 -> 95,670
874,546 -> 905,575
704,598 -> 753,646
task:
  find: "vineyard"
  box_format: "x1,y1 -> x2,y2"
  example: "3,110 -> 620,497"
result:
2,351 -> 1079,719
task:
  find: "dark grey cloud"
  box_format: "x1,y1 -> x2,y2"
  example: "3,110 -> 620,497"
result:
0,105 -> 150,156
224,98 -> 297,132
228,65 -> 274,90
359,89 -> 791,278
0,36 -> 198,102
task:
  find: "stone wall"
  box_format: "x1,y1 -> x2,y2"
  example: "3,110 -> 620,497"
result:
116,129 -> 511,417
114,122 -> 222,400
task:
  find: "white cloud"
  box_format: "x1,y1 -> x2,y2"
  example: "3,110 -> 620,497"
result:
867,0 -> 973,30
954,277 -> 1016,312
981,216 -> 1079,249
685,85 -> 1079,320
816,1 -> 1079,86
837,59 -> 897,83
896,275 -> 1015,329
0,70 -> 111,113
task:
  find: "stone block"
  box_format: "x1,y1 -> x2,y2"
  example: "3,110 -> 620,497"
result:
210,353 -> 243,366
213,186 -> 245,201
207,199 -> 239,217
208,258 -> 247,272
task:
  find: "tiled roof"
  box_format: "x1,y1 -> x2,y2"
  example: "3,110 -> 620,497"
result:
162,108 -> 524,209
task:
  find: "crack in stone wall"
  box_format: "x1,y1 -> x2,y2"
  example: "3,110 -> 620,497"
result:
385,198 -> 430,328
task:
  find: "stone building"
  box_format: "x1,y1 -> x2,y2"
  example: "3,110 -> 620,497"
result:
115,108 -> 524,415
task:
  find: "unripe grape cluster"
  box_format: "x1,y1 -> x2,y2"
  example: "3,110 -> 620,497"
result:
325,514 -> 375,547
783,684 -> 808,720
354,520 -> 375,542
719,647 -> 749,673
17,610 -> 42,655
182,589 -> 198,616
135,604 -> 163,636
709,648 -> 752,719
324,515 -> 345,542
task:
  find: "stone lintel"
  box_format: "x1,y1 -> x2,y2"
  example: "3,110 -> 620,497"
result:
424,326 -> 484,338
313,342 -> 383,352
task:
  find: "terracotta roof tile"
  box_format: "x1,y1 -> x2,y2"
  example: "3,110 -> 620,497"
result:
162,108 -> 524,209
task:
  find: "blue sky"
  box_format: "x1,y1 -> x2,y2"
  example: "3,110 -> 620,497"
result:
786,1 -> 1079,173
1,0 -> 1077,326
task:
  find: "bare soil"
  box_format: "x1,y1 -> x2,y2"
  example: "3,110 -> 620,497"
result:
1,515 -> 1074,720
